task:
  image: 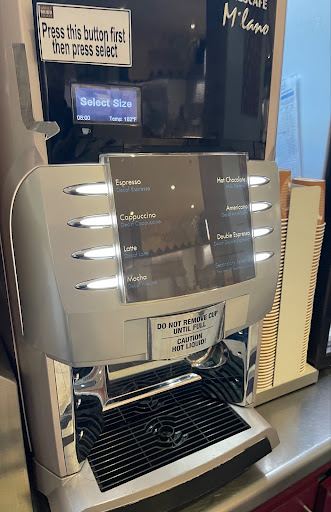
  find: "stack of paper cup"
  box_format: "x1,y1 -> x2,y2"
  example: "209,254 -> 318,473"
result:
257,170 -> 291,390
292,178 -> 326,372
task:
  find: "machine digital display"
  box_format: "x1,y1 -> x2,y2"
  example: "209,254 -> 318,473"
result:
108,154 -> 256,303
72,84 -> 141,125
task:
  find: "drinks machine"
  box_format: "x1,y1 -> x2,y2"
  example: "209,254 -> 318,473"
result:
0,1 -> 286,511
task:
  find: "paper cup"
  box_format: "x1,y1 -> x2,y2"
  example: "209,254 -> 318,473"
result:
279,170 -> 292,220
292,178 -> 326,225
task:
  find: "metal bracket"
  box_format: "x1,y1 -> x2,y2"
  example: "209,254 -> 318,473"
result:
12,43 -> 59,140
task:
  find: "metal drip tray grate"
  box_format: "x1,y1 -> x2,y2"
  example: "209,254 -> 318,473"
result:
88,380 -> 250,492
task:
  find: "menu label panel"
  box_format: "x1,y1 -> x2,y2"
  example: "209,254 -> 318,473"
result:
109,154 -> 255,303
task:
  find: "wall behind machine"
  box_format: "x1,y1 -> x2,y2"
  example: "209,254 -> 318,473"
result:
277,0 -> 331,179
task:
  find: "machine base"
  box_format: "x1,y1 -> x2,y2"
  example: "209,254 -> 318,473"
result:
35,403 -> 279,512
113,438 -> 272,512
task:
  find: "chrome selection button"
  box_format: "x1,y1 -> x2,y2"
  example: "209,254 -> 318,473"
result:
255,251 -> 274,263
63,182 -> 108,196
72,246 -> 116,260
249,176 -> 270,187
253,227 -> 274,238
75,276 -> 119,290
251,201 -> 272,213
68,214 -> 113,229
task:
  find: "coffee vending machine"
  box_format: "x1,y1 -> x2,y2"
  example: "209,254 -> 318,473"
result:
0,1 -> 286,511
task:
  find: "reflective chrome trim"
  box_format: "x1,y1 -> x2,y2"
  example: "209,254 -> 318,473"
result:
253,227 -> 274,238
255,251 -> 274,263
104,373 -> 201,411
75,276 -> 119,290
187,341 -> 229,370
72,246 -> 115,260
63,182 -> 108,196
249,176 -> 270,187
251,201 -> 273,213
73,367 -> 108,407
53,360 -> 81,475
222,323 -> 260,406
67,214 -> 113,229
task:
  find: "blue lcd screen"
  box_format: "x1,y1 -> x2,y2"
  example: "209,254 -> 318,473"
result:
72,84 -> 141,125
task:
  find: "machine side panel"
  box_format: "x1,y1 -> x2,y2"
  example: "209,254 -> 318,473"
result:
0,0 -> 50,456
17,343 -> 67,476
246,160 -> 281,327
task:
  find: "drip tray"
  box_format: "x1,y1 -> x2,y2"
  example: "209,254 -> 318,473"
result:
88,381 -> 250,492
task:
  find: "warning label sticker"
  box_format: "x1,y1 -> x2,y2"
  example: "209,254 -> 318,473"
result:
149,302 -> 225,360
36,3 -> 132,66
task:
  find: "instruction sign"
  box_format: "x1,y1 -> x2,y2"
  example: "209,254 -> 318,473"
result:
149,302 -> 225,360
36,3 -> 132,66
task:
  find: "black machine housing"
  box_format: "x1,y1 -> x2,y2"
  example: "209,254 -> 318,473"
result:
33,0 -> 277,164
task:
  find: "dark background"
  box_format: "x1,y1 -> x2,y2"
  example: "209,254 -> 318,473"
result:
33,0 -> 277,163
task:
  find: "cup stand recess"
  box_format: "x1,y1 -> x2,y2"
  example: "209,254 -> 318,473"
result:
34,326 -> 279,512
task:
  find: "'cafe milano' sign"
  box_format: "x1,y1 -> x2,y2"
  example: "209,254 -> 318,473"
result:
222,0 -> 271,35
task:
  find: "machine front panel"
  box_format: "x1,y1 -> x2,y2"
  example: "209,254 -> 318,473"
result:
11,157 -> 280,365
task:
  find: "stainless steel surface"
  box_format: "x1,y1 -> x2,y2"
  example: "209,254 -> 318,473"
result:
0,340 -> 33,512
180,370 -> 331,512
53,361 -> 81,476
187,341 -> 229,370
104,373 -> 201,410
73,366 -> 108,407
216,323 -> 260,406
